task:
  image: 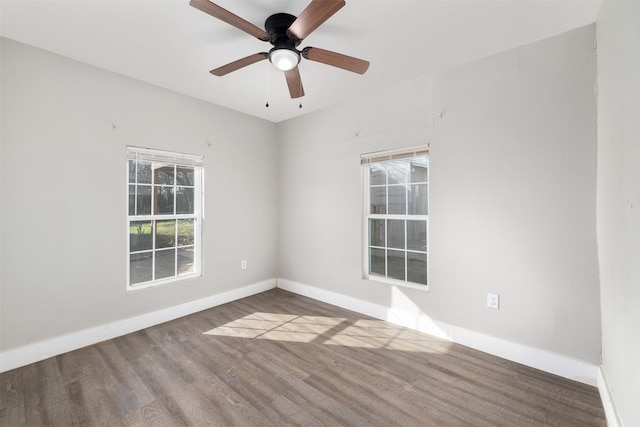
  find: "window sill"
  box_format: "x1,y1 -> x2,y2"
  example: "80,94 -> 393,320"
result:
127,272 -> 202,292
366,275 -> 430,292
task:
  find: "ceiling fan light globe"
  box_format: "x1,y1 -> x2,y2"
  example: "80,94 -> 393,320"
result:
269,48 -> 300,71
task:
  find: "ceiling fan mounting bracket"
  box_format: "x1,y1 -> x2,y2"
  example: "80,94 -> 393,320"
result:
265,13 -> 301,49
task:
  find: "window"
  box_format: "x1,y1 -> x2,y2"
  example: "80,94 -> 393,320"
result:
362,146 -> 429,288
127,147 -> 203,289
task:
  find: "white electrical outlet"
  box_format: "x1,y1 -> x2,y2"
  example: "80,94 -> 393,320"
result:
241,259 -> 247,270
487,293 -> 500,309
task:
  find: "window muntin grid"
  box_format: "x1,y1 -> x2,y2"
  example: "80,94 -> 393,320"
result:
127,149 -> 203,289
365,155 -> 428,287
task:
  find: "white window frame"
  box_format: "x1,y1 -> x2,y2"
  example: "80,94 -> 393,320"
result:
126,146 -> 204,291
362,145 -> 429,290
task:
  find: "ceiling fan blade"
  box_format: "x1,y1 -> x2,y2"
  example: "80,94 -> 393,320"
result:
302,47 -> 369,74
284,67 -> 305,98
190,0 -> 269,41
287,0 -> 345,40
210,53 -> 268,76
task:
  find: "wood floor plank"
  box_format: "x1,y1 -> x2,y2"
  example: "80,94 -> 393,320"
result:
189,375 -> 278,427
130,353 -> 195,425
0,367 -> 25,425
123,399 -> 184,427
241,349 -> 371,426
23,358 -> 74,426
64,378 -> 94,426
417,344 -> 604,425
300,343 -> 465,426
113,329 -> 157,362
182,338 -> 286,424
0,289 -> 607,426
92,340 -> 155,416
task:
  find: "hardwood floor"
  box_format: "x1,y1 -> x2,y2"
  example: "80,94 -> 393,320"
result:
1,289 -> 606,426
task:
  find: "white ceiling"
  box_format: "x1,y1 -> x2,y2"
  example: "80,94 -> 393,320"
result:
1,0 -> 601,123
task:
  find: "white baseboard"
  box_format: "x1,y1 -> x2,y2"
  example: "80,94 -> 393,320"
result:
277,278 -> 599,386
0,278 -> 276,373
598,368 -> 621,427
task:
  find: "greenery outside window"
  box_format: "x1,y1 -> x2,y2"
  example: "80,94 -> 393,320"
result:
127,147 -> 203,289
362,146 -> 429,288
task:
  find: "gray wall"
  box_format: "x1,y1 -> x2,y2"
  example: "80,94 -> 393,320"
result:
0,38 -> 278,351
597,1 -> 640,425
277,25 -> 601,364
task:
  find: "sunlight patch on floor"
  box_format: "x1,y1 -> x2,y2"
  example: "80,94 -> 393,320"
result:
323,319 -> 450,352
204,313 -> 452,353
204,313 -> 345,343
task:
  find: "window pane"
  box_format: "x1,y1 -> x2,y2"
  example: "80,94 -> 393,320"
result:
370,187 -> 386,214
176,187 -> 194,214
155,186 -> 174,215
387,250 -> 405,281
154,164 -> 174,185
410,158 -> 428,183
370,164 -> 386,185
130,253 -> 152,285
407,220 -> 427,251
407,252 -> 427,285
364,152 -> 428,287
387,160 -> 409,184
155,249 -> 176,280
178,219 -> 195,246
408,184 -> 428,215
156,220 -> 176,249
128,160 -> 136,183
369,248 -> 385,276
369,219 -> 385,247
136,185 -> 152,215
128,185 -> 136,215
387,220 -> 405,249
388,185 -> 406,214
137,162 -> 152,184
127,148 -> 203,289
130,221 -> 152,252
178,247 -> 195,275
177,167 -> 194,186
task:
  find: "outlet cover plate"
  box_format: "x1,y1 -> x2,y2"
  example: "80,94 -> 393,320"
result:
487,293 -> 500,309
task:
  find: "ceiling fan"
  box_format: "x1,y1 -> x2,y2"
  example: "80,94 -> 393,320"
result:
189,0 -> 370,99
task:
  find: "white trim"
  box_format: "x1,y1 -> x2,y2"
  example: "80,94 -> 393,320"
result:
278,278 -> 390,322
598,367 -> 622,427
360,144 -> 429,164
444,324 -> 598,386
0,279 -> 276,373
127,150 -> 204,290
276,278 -> 599,386
367,274 -> 430,291
127,145 -> 204,167
362,153 -> 430,289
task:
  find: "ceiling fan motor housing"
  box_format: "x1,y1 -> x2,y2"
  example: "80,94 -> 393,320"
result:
265,13 -> 301,49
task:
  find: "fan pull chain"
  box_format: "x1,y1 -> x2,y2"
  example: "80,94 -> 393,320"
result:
265,66 -> 270,108
298,75 -> 303,109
